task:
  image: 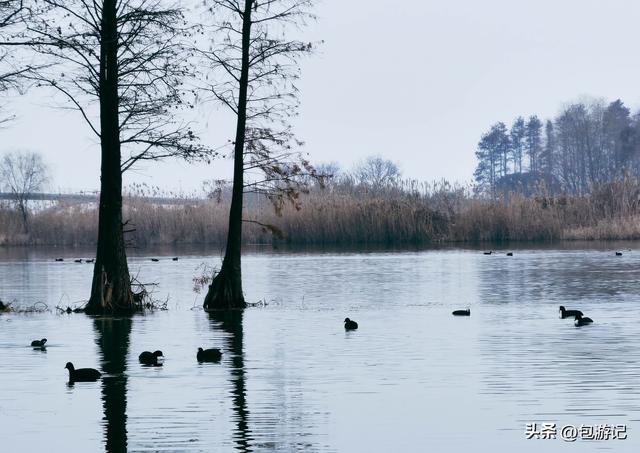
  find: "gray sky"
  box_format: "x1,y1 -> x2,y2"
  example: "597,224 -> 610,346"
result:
2,0 -> 640,193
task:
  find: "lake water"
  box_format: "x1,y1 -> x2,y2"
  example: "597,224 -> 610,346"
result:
1,244 -> 640,452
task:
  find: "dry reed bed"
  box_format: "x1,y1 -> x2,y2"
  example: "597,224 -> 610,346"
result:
1,178 -> 640,246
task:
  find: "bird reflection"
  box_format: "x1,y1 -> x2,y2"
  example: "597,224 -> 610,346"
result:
94,317 -> 132,453
208,310 -> 252,452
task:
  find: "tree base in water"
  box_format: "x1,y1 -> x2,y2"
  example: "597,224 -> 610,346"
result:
85,266 -> 143,315
203,267 -> 246,311
84,298 -> 142,315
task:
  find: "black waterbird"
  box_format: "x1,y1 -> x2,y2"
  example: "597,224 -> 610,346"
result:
574,314 -> 594,326
139,350 -> 164,366
559,306 -> 583,319
65,362 -> 101,382
197,347 -> 222,362
30,338 -> 47,347
344,318 -> 358,330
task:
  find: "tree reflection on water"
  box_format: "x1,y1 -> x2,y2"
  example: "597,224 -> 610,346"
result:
208,309 -> 252,452
94,316 -> 131,453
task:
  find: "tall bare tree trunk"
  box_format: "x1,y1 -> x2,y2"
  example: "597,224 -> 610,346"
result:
86,0 -> 134,314
203,0 -> 253,311
18,199 -> 28,234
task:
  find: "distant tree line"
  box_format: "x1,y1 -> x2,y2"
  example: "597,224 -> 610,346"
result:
474,99 -> 640,197
313,156 -> 402,192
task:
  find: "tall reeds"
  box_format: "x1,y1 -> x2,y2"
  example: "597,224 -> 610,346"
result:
2,176 -> 640,247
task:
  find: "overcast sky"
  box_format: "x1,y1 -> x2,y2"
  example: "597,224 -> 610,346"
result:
2,0 -> 640,193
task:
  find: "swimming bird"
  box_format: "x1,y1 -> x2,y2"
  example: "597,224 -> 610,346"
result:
85,259 -> 94,263
74,259 -> 82,263
55,258 -> 64,262
574,314 -> 594,326
172,257 -> 179,261
452,309 -> 470,316
65,362 -> 101,382
344,318 -> 358,330
483,251 -> 493,255
197,347 -> 222,362
616,251 -> 623,256
139,350 -> 164,366
31,338 -> 47,347
559,306 -> 583,319
506,252 -> 513,256
150,258 -> 160,262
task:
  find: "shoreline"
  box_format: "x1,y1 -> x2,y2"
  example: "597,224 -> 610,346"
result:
1,238 -> 638,256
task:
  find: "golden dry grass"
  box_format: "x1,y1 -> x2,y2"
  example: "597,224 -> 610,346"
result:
1,176 -> 640,246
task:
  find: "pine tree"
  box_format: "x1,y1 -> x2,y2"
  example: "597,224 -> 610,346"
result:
525,116 -> 543,173
474,123 -> 510,197
510,117 -> 526,173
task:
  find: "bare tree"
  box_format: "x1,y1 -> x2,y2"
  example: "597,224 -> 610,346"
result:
201,0 -> 322,310
0,0 -> 31,124
0,151 -> 48,231
23,1 -> 210,313
0,0 -> 26,85
351,156 -> 401,191
542,119 -> 555,176
312,161 -> 341,189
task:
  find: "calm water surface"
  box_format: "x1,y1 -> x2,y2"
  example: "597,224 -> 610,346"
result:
1,245 -> 640,452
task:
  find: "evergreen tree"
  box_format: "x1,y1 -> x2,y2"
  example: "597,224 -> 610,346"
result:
474,122 -> 510,197
603,99 -> 633,174
510,117 -> 526,173
525,115 -> 543,173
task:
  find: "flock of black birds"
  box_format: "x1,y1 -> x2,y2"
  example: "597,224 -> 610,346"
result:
54,258 -> 94,263
30,318 -> 360,383
451,305 -> 594,326
39,249 -> 610,383
134,347 -> 223,367
24,302 -> 597,383
472,249 -> 610,326
54,257 -> 178,263
28,340 -> 224,382
49,322 -> 359,380
559,305 -> 594,326
484,250 -> 626,257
